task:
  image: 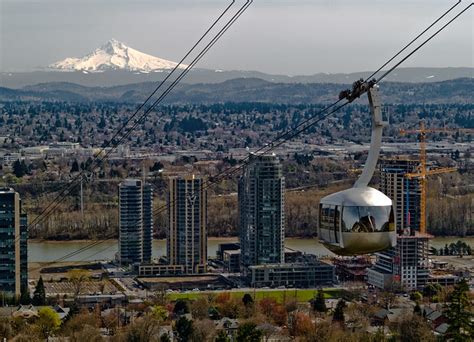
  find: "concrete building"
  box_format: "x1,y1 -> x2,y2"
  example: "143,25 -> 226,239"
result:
247,255 -> 335,288
368,231 -> 432,291
167,175 -> 207,274
239,153 -> 285,270
0,188 -> 28,297
118,179 -> 153,265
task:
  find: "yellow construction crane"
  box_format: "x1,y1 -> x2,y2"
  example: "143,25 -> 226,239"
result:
399,121 -> 458,234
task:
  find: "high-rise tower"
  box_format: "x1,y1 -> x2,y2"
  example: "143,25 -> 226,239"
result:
118,179 -> 153,265
167,176 -> 207,274
0,188 -> 28,297
239,154 -> 285,269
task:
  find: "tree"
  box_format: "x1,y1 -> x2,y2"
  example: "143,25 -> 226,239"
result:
125,315 -> 162,342
242,293 -> 253,307
68,269 -> 91,300
174,316 -> 193,342
192,319 -> 216,341
445,279 -> 473,340
333,299 -> 346,323
312,290 -> 327,313
160,334 -> 171,342
20,284 -> 31,305
413,302 -> 422,316
68,324 -> 103,342
12,159 -> 28,178
288,312 -> 313,337
151,305 -> 168,322
32,276 -> 46,306
70,159 -> 80,173
215,330 -> 231,342
396,313 -> 435,342
35,307 -> 61,338
236,322 -> 262,342
174,299 -> 190,316
191,298 -> 209,320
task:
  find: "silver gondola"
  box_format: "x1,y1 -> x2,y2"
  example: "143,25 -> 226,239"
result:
318,84 -> 396,255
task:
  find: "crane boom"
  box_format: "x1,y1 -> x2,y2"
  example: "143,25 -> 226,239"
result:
400,121 -> 463,234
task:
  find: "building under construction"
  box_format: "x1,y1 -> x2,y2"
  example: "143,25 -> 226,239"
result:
379,158 -> 421,235
368,158 -> 431,290
368,232 -> 432,290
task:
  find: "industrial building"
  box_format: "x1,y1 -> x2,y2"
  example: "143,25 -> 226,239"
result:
239,153 -> 285,271
167,175 -> 207,274
0,188 -> 28,297
118,179 -> 153,265
246,255 -> 335,288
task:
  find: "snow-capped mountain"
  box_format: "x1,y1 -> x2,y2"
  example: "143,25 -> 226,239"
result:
49,39 -> 186,72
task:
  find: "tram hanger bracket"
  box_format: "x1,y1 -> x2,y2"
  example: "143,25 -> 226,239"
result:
338,78 -> 377,103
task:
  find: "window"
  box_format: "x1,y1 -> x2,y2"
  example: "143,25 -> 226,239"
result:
342,206 -> 394,232
319,204 -> 339,243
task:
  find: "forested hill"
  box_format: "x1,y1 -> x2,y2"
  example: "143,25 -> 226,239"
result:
0,77 -> 472,104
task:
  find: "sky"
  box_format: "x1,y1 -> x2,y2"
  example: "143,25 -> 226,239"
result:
0,0 -> 472,74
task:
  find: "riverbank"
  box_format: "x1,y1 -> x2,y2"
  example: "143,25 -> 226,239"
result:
28,236 -> 474,263
27,235 -> 474,244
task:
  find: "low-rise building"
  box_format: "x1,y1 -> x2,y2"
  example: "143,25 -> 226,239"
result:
246,255 -> 335,288
223,250 -> 241,273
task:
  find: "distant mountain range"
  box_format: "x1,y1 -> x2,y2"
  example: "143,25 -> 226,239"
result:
0,38 -> 471,88
1,77 -> 472,105
1,67 -> 472,89
48,39 -> 186,72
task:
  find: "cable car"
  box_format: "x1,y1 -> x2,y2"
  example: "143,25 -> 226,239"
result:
318,84 -> 396,255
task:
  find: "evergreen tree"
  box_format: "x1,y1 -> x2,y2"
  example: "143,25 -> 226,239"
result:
333,299 -> 346,322
413,302 -> 421,316
12,159 -> 27,178
174,316 -> 193,342
32,276 -> 46,306
20,284 -> 31,305
236,322 -> 262,342
445,279 -> 473,340
242,293 -> 253,307
70,159 -> 80,173
312,290 -> 327,313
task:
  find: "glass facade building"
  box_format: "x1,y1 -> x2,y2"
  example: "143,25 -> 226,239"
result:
118,179 -> 153,265
239,154 -> 285,269
167,176 -> 207,274
0,188 -> 28,297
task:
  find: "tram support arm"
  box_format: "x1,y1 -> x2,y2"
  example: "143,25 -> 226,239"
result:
354,86 -> 387,188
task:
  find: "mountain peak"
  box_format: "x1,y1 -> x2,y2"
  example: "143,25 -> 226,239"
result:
49,39 -> 186,72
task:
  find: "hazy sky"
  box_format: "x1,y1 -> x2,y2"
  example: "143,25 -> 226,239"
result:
1,0 -> 472,74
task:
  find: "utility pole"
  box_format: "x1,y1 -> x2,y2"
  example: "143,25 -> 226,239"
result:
80,175 -> 84,219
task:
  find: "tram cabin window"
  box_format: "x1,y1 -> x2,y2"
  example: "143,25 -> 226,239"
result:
341,206 -> 394,233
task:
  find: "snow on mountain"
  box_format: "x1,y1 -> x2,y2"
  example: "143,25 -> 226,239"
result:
49,39 -> 186,72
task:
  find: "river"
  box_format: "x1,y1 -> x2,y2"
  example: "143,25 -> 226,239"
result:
28,236 -> 474,262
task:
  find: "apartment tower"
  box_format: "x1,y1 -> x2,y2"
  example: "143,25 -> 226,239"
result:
167,175 -> 207,274
239,153 -> 285,270
0,188 -> 28,297
118,179 -> 153,265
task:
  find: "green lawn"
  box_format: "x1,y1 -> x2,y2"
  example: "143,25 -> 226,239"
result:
168,288 -> 342,303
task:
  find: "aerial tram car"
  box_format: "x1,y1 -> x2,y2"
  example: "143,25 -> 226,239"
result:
318,81 -> 396,255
